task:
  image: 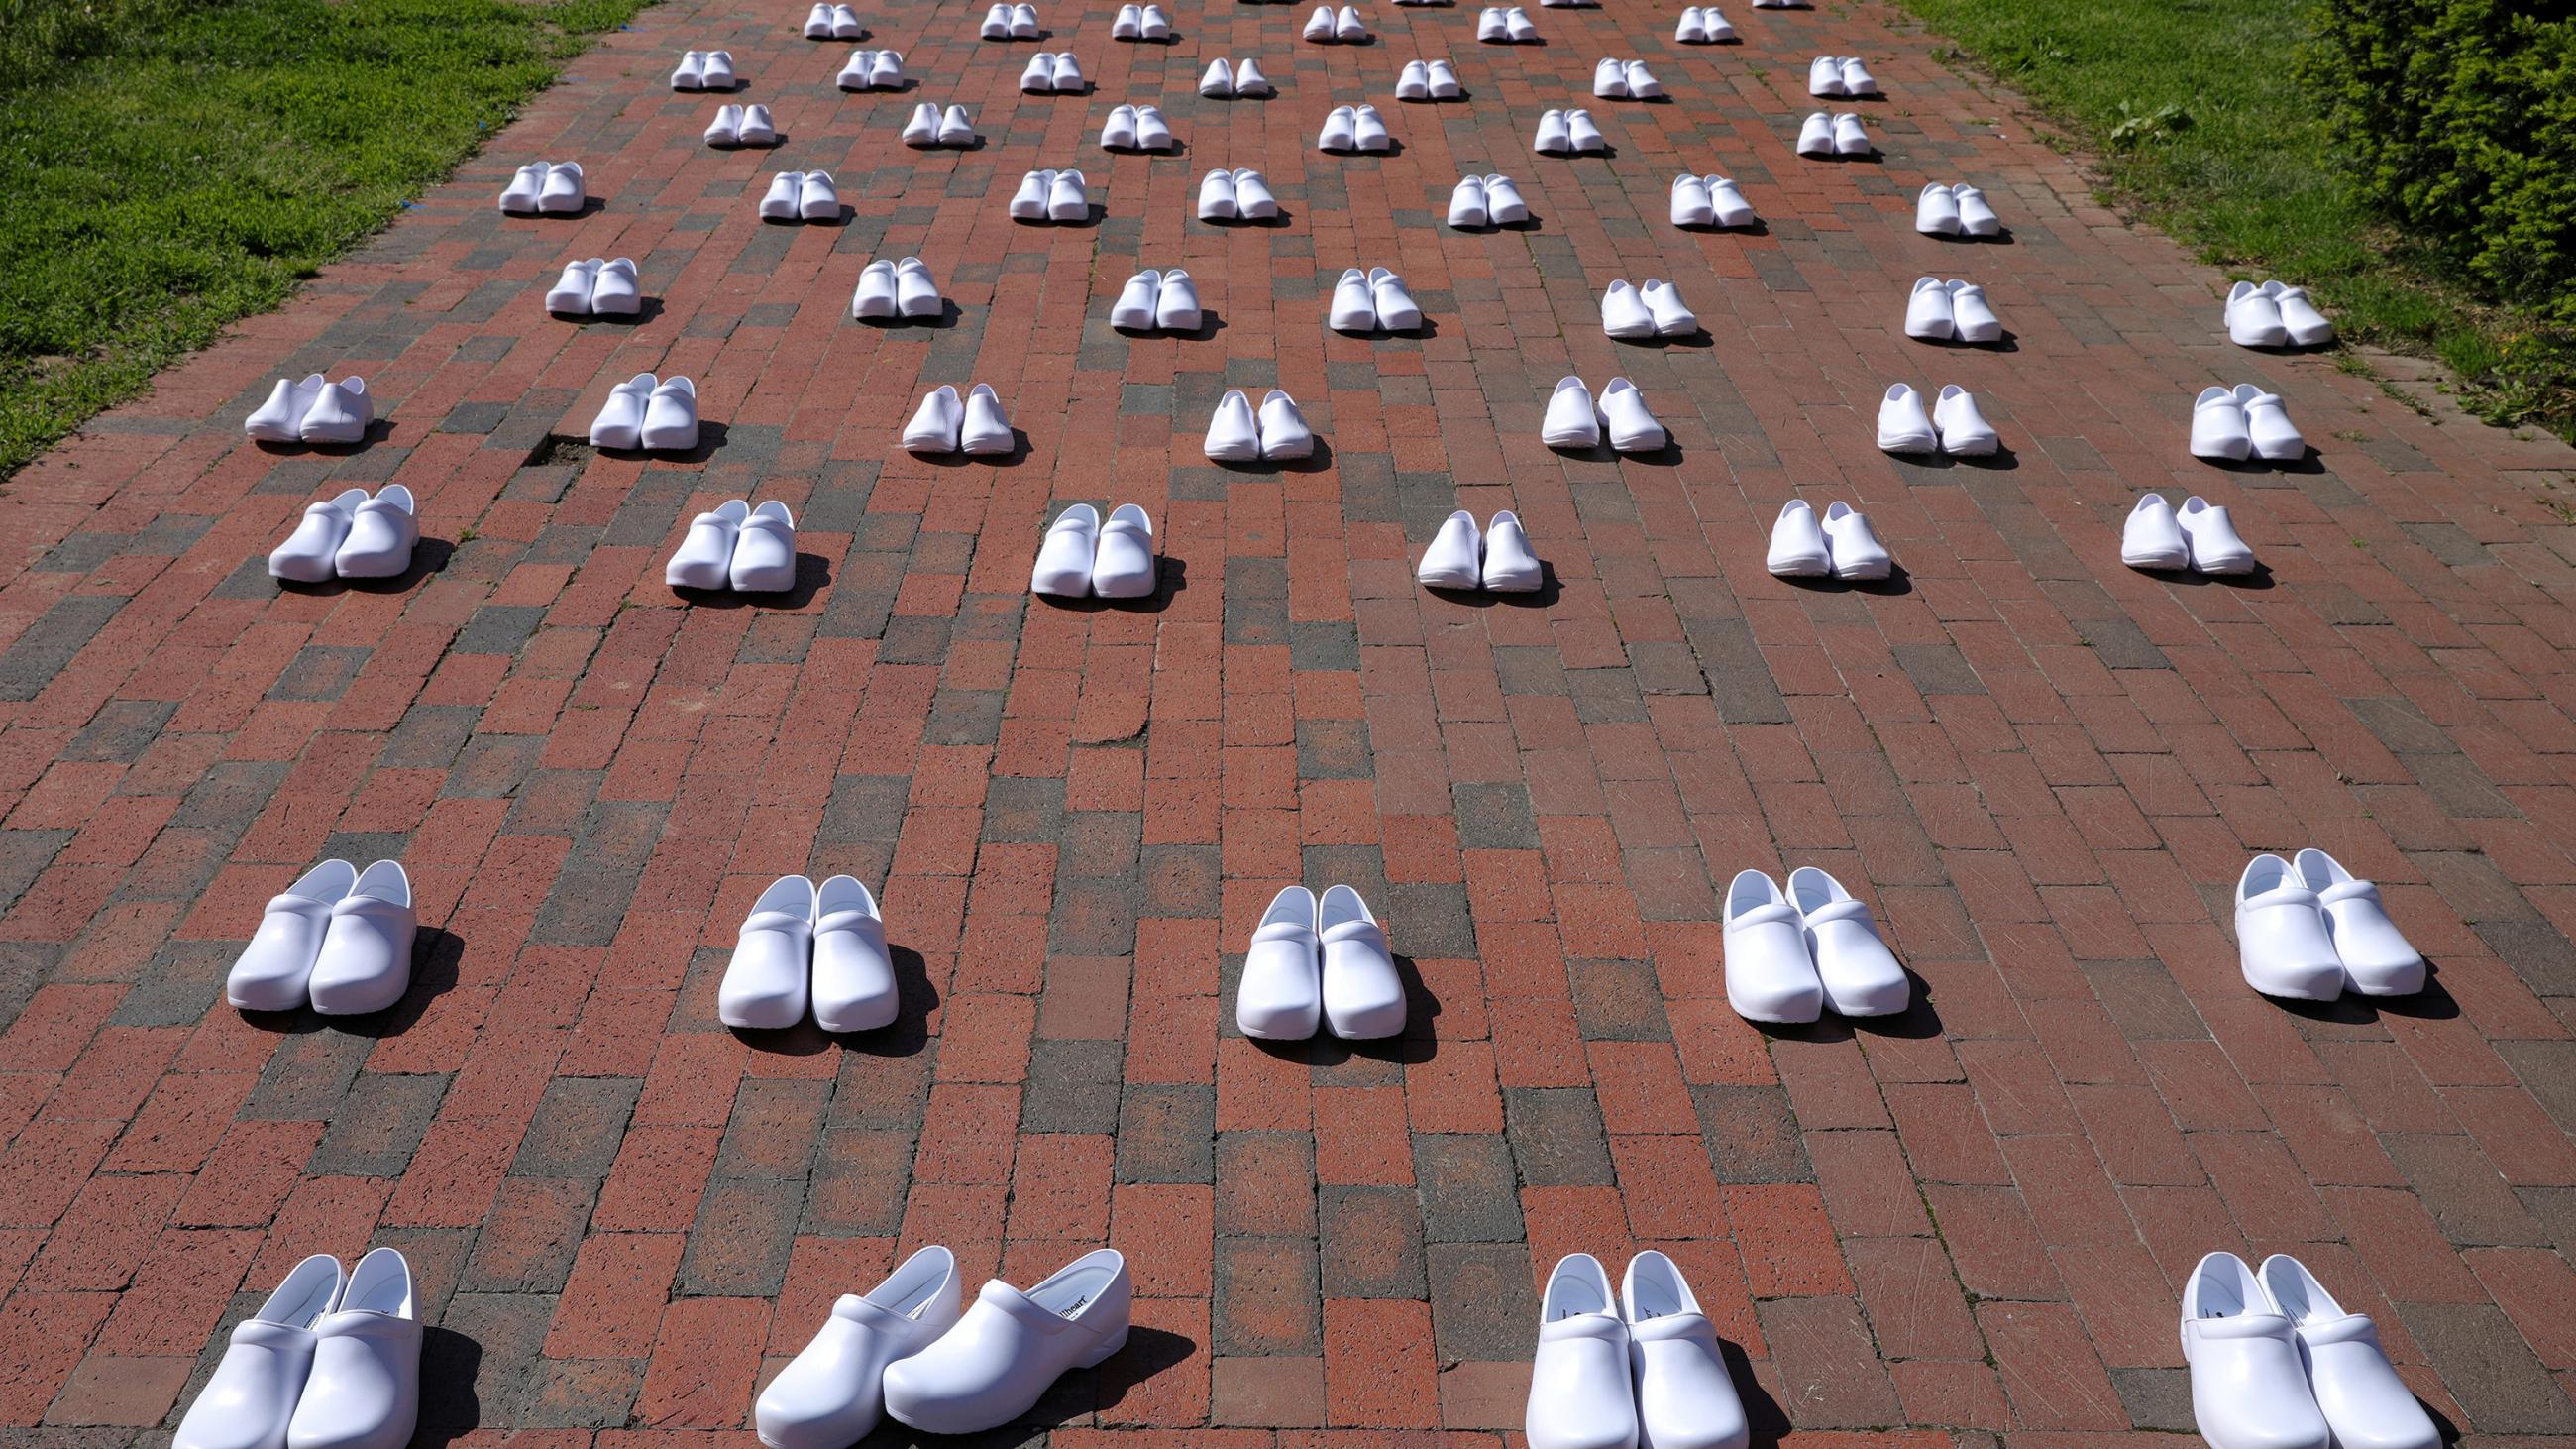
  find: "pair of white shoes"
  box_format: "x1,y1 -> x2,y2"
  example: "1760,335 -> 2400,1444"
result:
1198,57 -> 1272,95
1304,4 -> 1368,38
1721,867 -> 1908,1022
760,172 -> 841,221
758,1245 -> 1131,1444
1807,55 -> 1878,95
670,50 -> 737,88
1330,267 -> 1423,331
1112,2 -> 1171,36
1475,6 -> 1539,40
1447,173 -> 1531,226
228,860 -> 418,1015
838,48 -> 907,88
1904,276 -> 2002,342
546,256 -> 642,315
667,500 -> 798,593
905,385 -> 1015,454
705,104 -> 779,145
1207,389 -> 1314,461
1544,376 -> 1665,452
1111,269 -> 1204,329
1237,884 -> 1406,1039
982,2 -> 1041,37
2121,493 -> 2252,575
1535,108 -> 1609,154
1018,51 -> 1085,90
1010,168 -> 1091,221
905,103 -> 978,147
1915,182 -> 1999,236
1102,104 -> 1175,150
1032,504 -> 1158,598
1418,509 -> 1542,592
1198,167 -> 1280,219
853,256 -> 943,319
1329,105 -> 1391,151
1877,383 -> 1997,455
2192,384 -> 2305,461
1528,1252 -> 1748,1449
1668,173 -> 1756,228
1592,58 -> 1662,98
269,486 -> 419,583
804,4 -> 863,38
590,373 -> 700,452
173,1250 -> 419,1449
2234,850 -> 2425,999
1767,499 -> 1889,581
497,161 -> 586,213
2225,280 -> 2335,348
1601,279 -> 1696,338
1795,111 -> 1873,156
1672,6 -> 1735,41
2183,1252 -> 2437,1449
246,373 -> 373,445
1396,58 -> 1462,99
718,874 -> 901,1031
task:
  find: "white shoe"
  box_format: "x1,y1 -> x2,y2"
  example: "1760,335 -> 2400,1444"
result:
307,860 -> 414,1015
298,378 -> 372,445
1417,509 -> 1482,589
1622,1251 -> 1750,1449
1113,270 -> 1161,330
1722,869 -> 1822,1023
893,256 -> 940,317
335,486 -> 417,579
228,859 -> 358,1008
284,1247 -> 418,1449
1050,51 -> 1084,88
707,104 -> 746,145
1200,57 -> 1234,95
1831,111 -> 1872,155
1566,109 -> 1605,152
811,873 -> 898,1030
869,49 -> 905,86
2234,384 -> 2304,461
906,385 -> 965,453
1047,168 -> 1088,221
1796,111 -> 1834,157
1398,59 -> 1431,99
1946,279 -> 2000,341
2178,495 -> 2254,575
882,1250 -> 1132,1434
2225,280 -> 2289,347
1197,167 -> 1237,219
1669,173 -> 1713,227
1674,6 -> 1707,40
1258,389 -> 1314,459
1766,499 -> 1830,577
1820,502 -> 1889,580
1506,6 -> 1537,38
1336,4 -> 1366,38
830,5 -> 861,37
1012,168 -> 1056,218
1114,2 -> 1142,36
1601,279 -> 1656,339
2256,1255 -> 2438,1449
2191,386 -> 2252,461
584,256 -> 639,315
1141,4 -> 1170,37
1320,884 -> 1403,1037
1903,275 -> 1953,339
1704,174 -> 1754,226
1330,266 -> 1375,329
536,160 -> 586,211
1093,503 -> 1157,597
1932,385 -> 1996,455
268,489 -> 368,584
174,1254 -> 345,1449
1020,52 -> 1057,90
1104,103 -> 1140,150
1427,59 -> 1460,96
837,50 -> 873,87
1527,1254 -> 1638,1449
983,4 -> 1013,38
1877,383 -> 1936,453
589,372 -> 654,449
2182,1252 -> 2330,1449
756,1247 -> 960,1449
1953,184 -> 1998,235
1032,504 -> 1103,597
799,170 -> 840,221
1915,182 -> 1959,235
761,172 -> 805,220
1305,3 -> 1335,37
699,50 -> 735,87
1234,57 -> 1271,93
1320,105 -> 1358,153
1156,269 -> 1201,328
1352,103 -> 1389,150
668,498 -> 749,590
719,874 -> 815,1028
499,162 -> 547,211
671,50 -> 706,88
1594,56 -> 1628,97
1478,6 -> 1508,38
1238,884 -> 1323,1038
1484,173 -> 1528,222
2234,854 -> 2345,1000
962,384 -> 1014,454
1641,279 -> 1695,335
1542,376 -> 1600,449
2291,850 -> 2424,996
1785,866 -> 1907,1014
930,103 -> 968,146
1625,60 -> 1661,96
639,375 -> 698,451
1134,105 -> 1171,149
1012,2 -> 1040,37
905,102 -> 941,146
1806,56 -> 1844,96
1699,3 -> 1735,30
1536,109 -> 1571,154
730,500 -> 797,593
1234,168 -> 1278,217
1449,174 -> 1491,227
1840,56 -> 1878,94
1206,389 -> 1260,460
2264,281 -> 2334,346
1370,267 -> 1420,328
1598,376 -> 1664,452
1483,509 -> 1542,591
2120,493 -> 2189,571
247,373 -> 328,441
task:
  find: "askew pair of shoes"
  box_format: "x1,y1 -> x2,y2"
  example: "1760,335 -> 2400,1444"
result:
2225,280 -> 2334,348
1669,173 -> 1756,228
229,860 -> 417,1014
1592,58 -> 1662,98
1475,6 -> 1538,41
1396,59 -> 1461,99
546,257 -> 642,315
1796,111 -> 1873,157
246,374 -> 373,445
1543,376 -> 1665,452
1329,267 -> 1423,332
1417,509 -> 1542,592
2193,384 -> 2304,461
1010,168 -> 1090,221
670,50 -> 737,88
1721,867 -> 1908,1022
1877,383 -> 1996,455
758,1246 -> 1130,1444
761,171 -> 842,221
1915,182 -> 1999,236
1528,1253 -> 1748,1449
2235,850 -> 2424,999
853,256 -> 943,319
905,385 -> 1015,454
1112,2 -> 1171,36
1447,174 -> 1530,227
1767,499 -> 1889,581
1601,279 -> 1696,339
804,3 -> 862,38
667,499 -> 798,593
1206,389 -> 1313,461
1198,168 -> 1280,220
1101,104 -> 1175,151
705,105 -> 779,146
589,373 -> 700,452
2184,1252 -> 2436,1449
718,874 -> 901,1032
1237,884 -> 1405,1039
1534,109 -> 1609,154
2121,493 -> 2251,575
905,103 -> 978,147
981,2 -> 1041,37
1198,57 -> 1271,95
173,1250 -> 419,1449
269,486 -> 419,583
498,161 -> 585,213
1807,55 -> 1878,95
1904,277 -> 2002,342
1111,268 -> 1204,330
1673,6 -> 1735,41
1019,51 -> 1084,90
1031,503 -> 1158,599
1304,4 -> 1368,39
838,49 -> 907,89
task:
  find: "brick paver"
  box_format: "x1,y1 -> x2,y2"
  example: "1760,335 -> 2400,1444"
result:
5,0 -> 2576,1439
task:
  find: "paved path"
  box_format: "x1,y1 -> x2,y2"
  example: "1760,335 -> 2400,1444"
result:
7,0 -> 2576,1439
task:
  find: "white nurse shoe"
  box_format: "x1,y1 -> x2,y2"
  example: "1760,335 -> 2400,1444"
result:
882,1249 -> 1131,1434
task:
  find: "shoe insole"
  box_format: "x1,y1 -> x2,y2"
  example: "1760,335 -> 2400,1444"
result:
1029,1260 -> 1119,1318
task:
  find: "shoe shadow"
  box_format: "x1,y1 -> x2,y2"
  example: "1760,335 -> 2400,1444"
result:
2156,561 -> 2277,590
256,417 -> 398,455
918,429 -> 1033,467
1727,1341 -> 1796,1449
270,536 -> 456,596
861,298 -> 965,331
1619,329 -> 1713,350
414,1325 -> 485,1444
712,133 -> 787,150
1037,554 -> 1191,613
1218,436 -> 1333,474
524,195 -> 608,217
1114,307 -> 1223,340
1424,564 -> 1563,609
1207,207 -> 1294,228
582,296 -> 669,326
233,926 -> 465,1040
2273,968 -> 2460,1024
1780,562 -> 1912,596
670,552 -> 834,610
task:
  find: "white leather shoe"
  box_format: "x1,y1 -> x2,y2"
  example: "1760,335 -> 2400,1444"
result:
895,256 -> 940,317
2292,849 -> 2424,996
668,499 -> 749,590
2191,386 -> 2252,461
1047,168 -> 1089,222
720,874 -> 815,1028
1820,502 -> 1889,581
1527,1254 -> 1638,1449
1257,390 -> 1314,460
2234,384 -> 2305,461
1113,270 -> 1161,330
2178,495 -> 2254,575
1197,167 -> 1237,220
1012,168 -> 1055,218
1156,270 -> 1202,328
1623,1251 -> 1749,1449
1449,175 -> 1490,227
639,376 -> 698,452
499,162 -> 546,212
757,1246 -> 961,1449
1953,185 -> 1998,235
1722,869 -> 1822,1023
2182,1252 -> 2330,1449
1904,276 -> 1953,339
283,1248 -> 418,1449
1092,503 -> 1157,598
1916,182 -> 1960,235
1598,377 -> 1664,452
1484,173 -> 1529,222
1234,57 -> 1270,93
590,373 -> 654,449
298,378 -> 372,445
730,501 -> 797,593
307,860 -> 414,1015
1601,279 -> 1656,339
906,385 -> 965,453
1932,385 -> 1996,455
333,486 -> 416,579
1238,884 -> 1323,1038
1320,884 -> 1403,1037
1796,111 -> 1833,156
1483,510 -> 1542,592
811,873 -> 899,1031
2263,281 -> 2335,346
962,384 -> 1014,454
1542,376 -> 1600,449
882,1250 -> 1131,1434
247,373 -> 328,441
1670,174 -> 1713,227
2121,494 -> 2189,571
1031,503 -> 1102,597
2226,281 -> 2289,347
1767,499 -> 1830,577
268,488 -> 368,583
229,859 -> 358,1010
2257,1255 -> 2436,1449
1207,390 -> 1261,460
175,1254 -> 344,1449
1878,384 -> 1936,453
2234,854 -> 2345,1000
1946,279 -> 2001,342
1417,509 -> 1482,589
1786,866 -> 1907,1015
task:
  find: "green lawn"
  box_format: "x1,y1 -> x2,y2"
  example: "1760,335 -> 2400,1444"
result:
1889,0 -> 2574,438
0,0 -> 650,478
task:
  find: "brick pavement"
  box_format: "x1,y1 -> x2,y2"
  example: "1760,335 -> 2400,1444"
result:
5,0 -> 2576,1439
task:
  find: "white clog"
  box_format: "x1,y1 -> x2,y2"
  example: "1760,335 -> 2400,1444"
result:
1904,276 -> 1953,340
799,171 -> 841,221
1352,104 -> 1390,151
1536,109 -> 1571,154
538,161 -> 586,212
1206,390 -> 1261,461
588,257 -> 640,316
299,378 -> 372,445
1623,1251 -> 1749,1449
983,2 -> 1012,37
812,873 -> 899,1032
1946,279 -> 2000,342
1320,105 -> 1359,154
1398,59 -> 1431,100
1786,866 -> 1907,1014
719,874 -> 816,1029
1821,502 -> 1890,581
1234,57 -> 1271,93
1625,60 -> 1662,97
1831,112 -> 1872,156
268,489 -> 370,584
1767,500 -> 1830,577
1599,377 -> 1664,452
1602,279 -> 1657,340
1595,56 -> 1629,98
228,859 -> 358,1011
2292,849 -> 2424,996
828,6 -> 860,38
962,384 -> 1015,454
334,486 -> 417,579
639,376 -> 698,452
2191,387 -> 2252,461
1031,504 -> 1103,597
1370,268 -> 1420,329
2265,282 -> 2334,346
1092,504 -> 1157,598
1112,270 -> 1158,330
2234,854 -> 2345,1000
590,373 -> 654,450
1305,3 -> 1335,38
1670,174 -> 1713,228
1114,3 -> 1142,37
2234,384 -> 2305,461
499,163 -> 546,213
709,104 -> 747,145
307,860 -> 415,1016
2121,493 -> 2189,571
1141,4 -> 1170,38
1933,385 -> 1997,456
730,501 -> 797,593
2257,1255 -> 2436,1449
1020,53 -> 1056,90
1505,5 -> 1537,37
1638,278 -> 1694,334
1484,174 -> 1529,222
247,373 -> 328,441
2182,1252 -> 2330,1449
284,1247 -> 419,1449
1050,51 -> 1084,89
1156,270 -> 1202,328
1704,175 -> 1754,227
2178,495 -> 2254,574
1048,168 -> 1089,222
804,4 -> 834,38
1336,4 -> 1367,38
1197,168 -> 1237,220
1012,3 -> 1040,38
1320,884 -> 1403,1038
1527,1254 -> 1638,1449
671,50 -> 706,88
1134,106 -> 1172,150
1417,510 -> 1482,590
882,1250 -> 1131,1434
1543,376 -> 1600,450
1483,510 -> 1542,592
2226,281 -> 2289,348
1200,58 -> 1234,95
1566,109 -> 1606,153
669,499 -> 749,590
1953,185 -> 1998,235
1796,111 -> 1834,157
1878,384 -> 1936,453
1722,869 -> 1822,1023
1840,56 -> 1878,94
1012,169 -> 1056,219
175,1254 -> 345,1449
905,102 -> 941,146
1103,103 -> 1139,150
1807,56 -> 1844,96
757,1246 -> 962,1449
699,51 -> 735,87
1257,390 -> 1313,460
1449,175 -> 1490,227
906,385 -> 965,453
1238,884 -> 1324,1039
1916,182 -> 1959,235
1428,59 -> 1460,97
853,261 -> 900,319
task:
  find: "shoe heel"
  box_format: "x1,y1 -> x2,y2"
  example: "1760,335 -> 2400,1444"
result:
1077,1327 -> 1129,1368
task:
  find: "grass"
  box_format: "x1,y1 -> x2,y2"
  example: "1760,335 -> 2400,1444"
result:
0,0 -> 651,478
1889,0 -> 2576,442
